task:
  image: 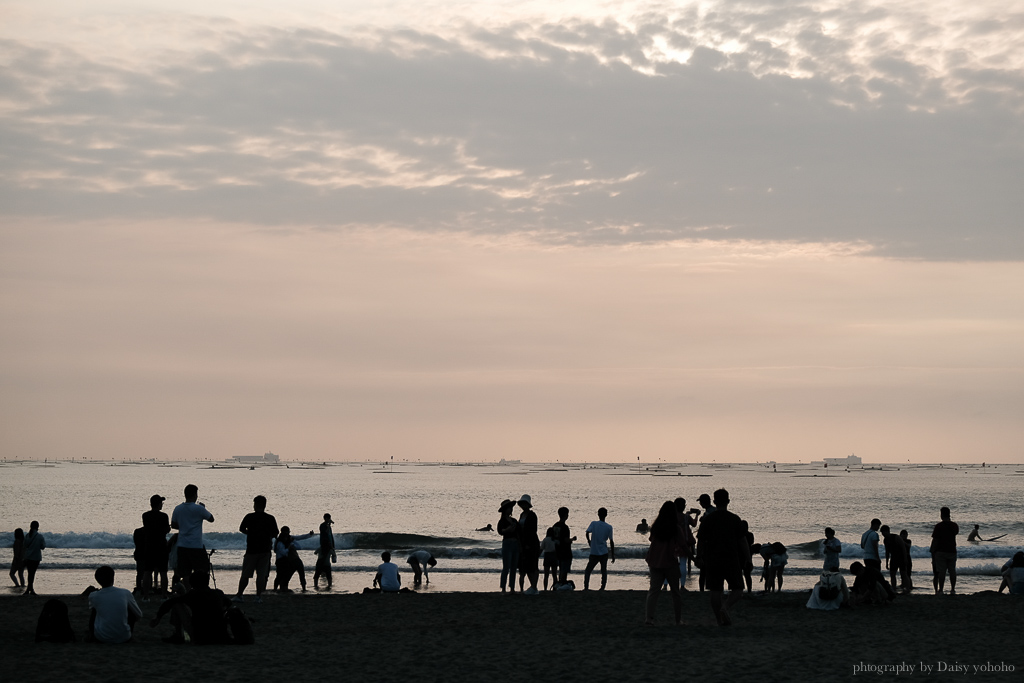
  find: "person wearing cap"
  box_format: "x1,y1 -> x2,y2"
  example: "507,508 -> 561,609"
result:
142,494 -> 171,594
170,484 -> 214,588
517,494 -> 540,594
234,495 -> 279,602
497,499 -> 520,593
313,513 -> 336,591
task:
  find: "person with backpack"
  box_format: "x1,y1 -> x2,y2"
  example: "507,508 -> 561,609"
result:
806,570 -> 850,610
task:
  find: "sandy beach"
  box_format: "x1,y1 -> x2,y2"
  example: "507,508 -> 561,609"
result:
2,589 -> 1021,682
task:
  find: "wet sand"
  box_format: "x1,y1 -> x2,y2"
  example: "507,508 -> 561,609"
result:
2,590 -> 1021,682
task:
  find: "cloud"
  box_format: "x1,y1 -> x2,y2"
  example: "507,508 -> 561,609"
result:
1,2 -> 1023,258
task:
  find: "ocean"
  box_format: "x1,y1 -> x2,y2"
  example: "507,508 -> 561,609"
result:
2,460 -> 1021,596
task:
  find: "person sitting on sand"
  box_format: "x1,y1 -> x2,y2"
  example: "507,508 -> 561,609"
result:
151,570 -> 232,644
806,570 -> 849,611
366,551 -> 408,593
849,561 -> 896,606
881,525 -> 911,592
635,519 -> 649,534
87,566 -> 143,644
999,552 -> 1024,595
823,527 -> 841,572
696,489 -> 748,626
407,550 -> 436,585
539,527 -> 560,591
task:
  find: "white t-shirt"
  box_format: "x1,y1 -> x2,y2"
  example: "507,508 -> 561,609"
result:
586,520 -> 613,556
378,562 -> 401,591
408,550 -> 433,568
823,537 -> 842,569
171,501 -> 214,549
89,586 -> 142,644
861,529 -> 880,561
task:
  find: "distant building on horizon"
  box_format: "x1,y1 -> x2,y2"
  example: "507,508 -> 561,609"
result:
230,451 -> 281,464
821,454 -> 862,466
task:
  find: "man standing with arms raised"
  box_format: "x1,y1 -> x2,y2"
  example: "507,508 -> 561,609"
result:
234,495 -> 278,602
171,484 -> 214,588
583,507 -> 615,590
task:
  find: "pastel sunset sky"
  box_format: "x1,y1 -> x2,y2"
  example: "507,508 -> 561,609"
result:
2,0 -> 1022,462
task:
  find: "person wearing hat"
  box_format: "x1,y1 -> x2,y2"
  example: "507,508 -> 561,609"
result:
517,494 -> 540,594
497,499 -> 520,593
313,513 -> 336,591
142,494 -> 171,594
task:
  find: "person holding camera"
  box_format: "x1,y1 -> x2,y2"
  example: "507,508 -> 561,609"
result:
171,484 -> 214,588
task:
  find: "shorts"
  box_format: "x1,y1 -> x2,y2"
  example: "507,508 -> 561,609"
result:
932,551 -> 957,576
703,565 -> 743,592
241,551 -> 272,582
543,553 -> 558,569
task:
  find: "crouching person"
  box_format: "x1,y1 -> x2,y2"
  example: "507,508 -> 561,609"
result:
849,561 -> 896,606
87,566 -> 143,644
151,570 -> 232,644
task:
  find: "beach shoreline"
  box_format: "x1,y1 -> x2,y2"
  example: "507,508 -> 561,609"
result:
3,590 -> 1021,682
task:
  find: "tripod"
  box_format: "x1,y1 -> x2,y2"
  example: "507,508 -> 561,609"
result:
207,548 -> 218,589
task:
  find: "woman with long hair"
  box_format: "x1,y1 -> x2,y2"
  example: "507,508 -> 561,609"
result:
645,501 -> 687,625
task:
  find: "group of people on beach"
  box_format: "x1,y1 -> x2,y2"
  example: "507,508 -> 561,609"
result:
496,495 -> 616,595
11,483 -> 1024,642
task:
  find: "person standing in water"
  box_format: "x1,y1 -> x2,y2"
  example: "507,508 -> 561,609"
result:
234,495 -> 279,602
313,513 -> 336,591
23,521 -> 45,596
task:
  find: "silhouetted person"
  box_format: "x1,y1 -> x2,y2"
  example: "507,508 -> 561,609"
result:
696,489 -> 748,626
314,513 -> 336,590
274,526 -> 315,592
171,484 -> 214,588
1000,552 -> 1024,594
407,549 -> 436,585
23,520 -> 44,596
368,551 -> 403,593
151,570 -> 232,644
497,499 -> 520,593
9,527 -> 25,587
881,525 -> 911,591
860,518 -> 881,572
583,507 -> 614,590
87,566 -> 142,644
644,501 -> 686,625
477,523 -> 493,532
552,507 -> 576,584
234,495 -> 279,602
695,494 -> 716,591
849,561 -> 896,605
142,494 -> 171,595
930,506 -> 959,595
635,519 -> 649,534
517,494 -> 540,594
823,527 -> 841,572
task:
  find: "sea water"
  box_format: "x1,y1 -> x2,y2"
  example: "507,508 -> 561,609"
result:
1,460 -> 1021,596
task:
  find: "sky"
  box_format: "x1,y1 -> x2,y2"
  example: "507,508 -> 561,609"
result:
1,0 -> 1022,463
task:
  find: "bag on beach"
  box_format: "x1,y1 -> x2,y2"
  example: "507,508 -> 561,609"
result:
818,572 -> 841,601
35,599 -> 76,643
